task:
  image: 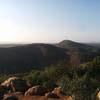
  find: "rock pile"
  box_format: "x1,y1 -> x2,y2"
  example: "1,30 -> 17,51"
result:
0,77 -> 73,100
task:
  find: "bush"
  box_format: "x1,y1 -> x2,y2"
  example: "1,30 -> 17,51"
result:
0,75 -> 8,83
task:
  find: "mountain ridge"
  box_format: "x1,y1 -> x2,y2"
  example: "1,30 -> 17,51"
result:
56,40 -> 100,65
0,40 -> 99,74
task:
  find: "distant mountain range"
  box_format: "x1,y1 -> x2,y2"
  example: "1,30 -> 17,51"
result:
86,43 -> 100,48
0,40 -> 100,74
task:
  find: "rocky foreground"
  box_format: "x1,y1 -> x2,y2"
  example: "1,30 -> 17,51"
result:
0,77 -> 73,100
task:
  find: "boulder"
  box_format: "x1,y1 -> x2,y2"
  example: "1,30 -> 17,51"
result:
52,87 -> 64,96
61,96 -> 73,100
19,96 -> 48,100
1,77 -> 28,93
4,96 -> 18,100
25,85 -> 47,96
1,77 -> 18,87
97,91 -> 100,100
3,92 -> 23,100
45,92 -> 59,98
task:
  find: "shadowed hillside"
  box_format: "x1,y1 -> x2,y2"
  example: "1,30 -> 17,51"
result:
0,40 -> 99,74
87,43 -> 100,48
0,43 -> 69,74
56,40 -> 100,65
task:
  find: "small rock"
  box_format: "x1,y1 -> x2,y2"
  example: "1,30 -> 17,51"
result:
3,92 -> 23,100
52,87 -> 64,96
45,92 -> 59,98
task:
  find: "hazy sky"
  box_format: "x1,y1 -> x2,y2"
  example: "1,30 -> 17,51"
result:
0,0 -> 100,43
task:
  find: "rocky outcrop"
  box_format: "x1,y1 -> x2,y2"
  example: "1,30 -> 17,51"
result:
4,95 -> 73,100
1,77 -> 28,93
1,77 -> 73,100
25,85 -> 47,96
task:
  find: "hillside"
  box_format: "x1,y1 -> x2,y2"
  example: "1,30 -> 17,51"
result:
0,40 -> 99,74
0,43 -> 68,74
0,40 -> 100,99
56,40 -> 100,65
1,57 -> 100,100
87,43 -> 100,48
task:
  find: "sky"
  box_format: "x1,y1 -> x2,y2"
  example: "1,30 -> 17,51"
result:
0,0 -> 100,43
